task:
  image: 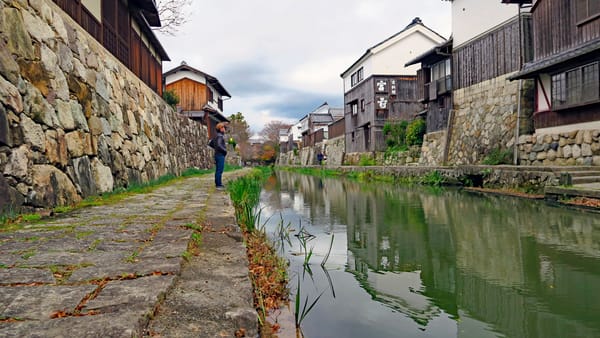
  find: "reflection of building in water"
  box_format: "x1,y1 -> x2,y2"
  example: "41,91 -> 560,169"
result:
271,172 -> 600,337
342,178 -> 600,337
345,184 -> 454,327
358,267 -> 442,326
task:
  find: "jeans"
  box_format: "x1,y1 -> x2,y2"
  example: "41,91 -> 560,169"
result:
214,153 -> 225,187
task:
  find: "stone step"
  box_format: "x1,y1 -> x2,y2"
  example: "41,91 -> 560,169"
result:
572,176 -> 600,185
568,171 -> 600,177
546,185 -> 600,200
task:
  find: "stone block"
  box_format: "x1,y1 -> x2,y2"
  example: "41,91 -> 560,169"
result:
88,116 -> 103,136
572,144 -> 582,158
0,106 -> 10,147
91,157 -> 113,193
2,7 -> 35,60
592,142 -> 600,155
563,145 -> 572,158
583,130 -> 593,144
575,130 -> 584,144
55,99 -> 75,130
20,114 -> 45,151
0,75 -> 23,114
582,143 -> 592,157
0,39 -> 20,84
65,130 -> 85,157
30,164 -> 80,207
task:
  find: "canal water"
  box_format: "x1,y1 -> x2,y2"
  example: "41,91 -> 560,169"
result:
258,170 -> 600,338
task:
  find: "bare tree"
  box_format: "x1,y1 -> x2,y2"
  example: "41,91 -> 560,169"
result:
261,120 -> 292,145
154,0 -> 192,36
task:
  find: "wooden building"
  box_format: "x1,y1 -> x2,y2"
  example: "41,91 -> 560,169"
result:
163,62 -> 231,138
509,0 -> 600,132
52,0 -> 169,94
340,18 -> 446,153
405,39 -> 453,134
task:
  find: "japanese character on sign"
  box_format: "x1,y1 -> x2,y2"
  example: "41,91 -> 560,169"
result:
391,80 -> 397,95
377,96 -> 388,109
376,80 -> 387,92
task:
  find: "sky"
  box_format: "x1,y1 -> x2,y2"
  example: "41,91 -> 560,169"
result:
156,0 -> 452,133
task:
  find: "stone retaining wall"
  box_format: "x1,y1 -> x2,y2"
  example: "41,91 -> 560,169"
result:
447,74 -> 531,165
518,130 -> 600,166
0,1 -> 212,212
324,135 -> 344,166
419,131 -> 447,166
291,164 -> 559,192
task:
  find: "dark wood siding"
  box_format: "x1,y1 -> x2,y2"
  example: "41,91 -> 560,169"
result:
534,102 -> 600,128
453,15 -> 531,89
52,0 -> 163,95
533,0 -> 600,60
345,76 -> 422,152
329,118 -> 345,139
425,96 -> 452,133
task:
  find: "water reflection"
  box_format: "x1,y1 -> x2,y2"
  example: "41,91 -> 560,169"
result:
261,171 -> 600,338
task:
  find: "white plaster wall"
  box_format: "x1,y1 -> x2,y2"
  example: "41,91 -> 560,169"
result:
536,74 -> 552,112
289,122 -> 302,142
452,0 -> 519,48
342,58 -> 373,92
164,71 -> 207,86
371,32 -> 441,75
82,0 -> 101,21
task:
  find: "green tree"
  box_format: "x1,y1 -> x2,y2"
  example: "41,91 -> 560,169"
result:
162,89 -> 180,108
405,118 -> 426,146
383,120 -> 409,150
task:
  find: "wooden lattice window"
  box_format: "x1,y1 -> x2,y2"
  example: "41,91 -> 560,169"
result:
552,62 -> 600,109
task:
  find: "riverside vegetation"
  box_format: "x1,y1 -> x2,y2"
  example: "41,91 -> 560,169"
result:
226,167 -> 290,336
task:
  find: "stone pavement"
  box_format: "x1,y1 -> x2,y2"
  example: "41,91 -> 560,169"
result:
0,168 -> 258,337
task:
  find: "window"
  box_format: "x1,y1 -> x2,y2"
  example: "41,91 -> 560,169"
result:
552,62 -> 599,109
351,67 -> 364,87
360,99 -> 365,112
576,0 -> 600,23
351,102 -> 358,115
431,59 -> 452,94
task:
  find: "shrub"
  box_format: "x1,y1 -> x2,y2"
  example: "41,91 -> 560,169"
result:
482,147 -> 513,165
405,118 -> 426,146
420,170 -> 446,186
358,154 -> 376,166
162,89 -> 180,108
383,120 -> 409,149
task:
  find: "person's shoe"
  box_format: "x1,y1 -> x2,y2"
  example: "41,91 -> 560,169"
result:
216,186 -> 226,191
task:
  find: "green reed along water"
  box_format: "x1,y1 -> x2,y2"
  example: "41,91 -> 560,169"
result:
259,170 -> 600,338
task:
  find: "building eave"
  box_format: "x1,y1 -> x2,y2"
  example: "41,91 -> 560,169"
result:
510,38 -> 600,80
130,0 -> 161,27
163,63 -> 231,97
405,39 -> 452,67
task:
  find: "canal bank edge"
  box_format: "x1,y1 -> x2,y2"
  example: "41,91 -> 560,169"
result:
277,165 -> 600,211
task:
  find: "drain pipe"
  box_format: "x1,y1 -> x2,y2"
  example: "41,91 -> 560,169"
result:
514,79 -> 522,165
514,3 -> 524,165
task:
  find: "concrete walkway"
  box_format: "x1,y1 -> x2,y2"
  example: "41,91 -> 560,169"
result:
0,169 -> 257,338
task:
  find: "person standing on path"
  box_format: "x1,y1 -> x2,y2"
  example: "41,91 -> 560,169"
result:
213,122 -> 228,189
